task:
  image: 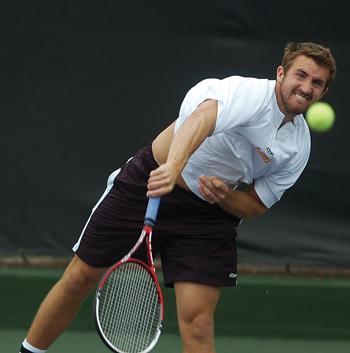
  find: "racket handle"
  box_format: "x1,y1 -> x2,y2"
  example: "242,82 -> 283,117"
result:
144,197 -> 161,226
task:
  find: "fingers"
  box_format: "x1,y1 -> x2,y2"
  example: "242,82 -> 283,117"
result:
147,169 -> 229,202
147,164 -> 177,197
198,176 -> 229,203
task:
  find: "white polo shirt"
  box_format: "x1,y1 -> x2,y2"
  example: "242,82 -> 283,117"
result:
175,76 -> 311,208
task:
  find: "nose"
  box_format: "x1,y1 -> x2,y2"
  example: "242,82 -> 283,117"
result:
300,80 -> 313,96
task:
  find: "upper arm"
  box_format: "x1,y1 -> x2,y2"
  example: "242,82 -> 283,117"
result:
171,99 -> 218,157
193,99 -> 218,136
246,184 -> 269,214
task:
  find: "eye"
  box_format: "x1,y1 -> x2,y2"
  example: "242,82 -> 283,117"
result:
313,80 -> 324,88
296,71 -> 305,79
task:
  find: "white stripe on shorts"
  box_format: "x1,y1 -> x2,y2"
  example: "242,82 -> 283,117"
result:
72,168 -> 120,252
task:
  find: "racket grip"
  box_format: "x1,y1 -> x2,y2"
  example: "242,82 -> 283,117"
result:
144,197 -> 161,226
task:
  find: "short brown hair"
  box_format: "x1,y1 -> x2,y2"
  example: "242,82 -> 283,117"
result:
282,42 -> 337,87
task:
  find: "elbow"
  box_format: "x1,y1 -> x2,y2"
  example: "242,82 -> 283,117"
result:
243,185 -> 269,218
248,197 -> 269,218
241,203 -> 268,219
223,200 -> 268,219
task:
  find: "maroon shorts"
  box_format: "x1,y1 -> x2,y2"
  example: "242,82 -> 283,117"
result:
74,145 -> 241,287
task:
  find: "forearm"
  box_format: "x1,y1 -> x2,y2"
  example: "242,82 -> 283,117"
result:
147,99 -> 217,197
198,177 -> 268,218
218,188 -> 268,219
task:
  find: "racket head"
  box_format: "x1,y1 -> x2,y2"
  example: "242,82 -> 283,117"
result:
94,258 -> 164,353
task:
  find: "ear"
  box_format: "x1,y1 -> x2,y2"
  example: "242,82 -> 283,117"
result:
276,65 -> 284,83
321,86 -> 329,98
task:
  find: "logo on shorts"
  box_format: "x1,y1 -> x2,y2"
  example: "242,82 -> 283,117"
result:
229,273 -> 237,279
256,147 -> 274,163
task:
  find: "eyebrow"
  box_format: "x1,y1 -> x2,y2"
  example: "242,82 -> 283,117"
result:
296,69 -> 326,85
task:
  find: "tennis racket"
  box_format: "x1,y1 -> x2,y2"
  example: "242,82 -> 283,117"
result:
94,197 -> 163,353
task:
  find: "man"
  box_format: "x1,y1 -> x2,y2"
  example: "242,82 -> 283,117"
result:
20,42 -> 336,353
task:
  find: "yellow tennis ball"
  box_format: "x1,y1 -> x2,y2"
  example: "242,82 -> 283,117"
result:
306,102 -> 335,133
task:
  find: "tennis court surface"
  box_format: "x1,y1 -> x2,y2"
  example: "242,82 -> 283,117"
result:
1,267 -> 349,352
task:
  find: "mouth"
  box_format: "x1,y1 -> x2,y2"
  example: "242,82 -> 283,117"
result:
294,92 -> 311,103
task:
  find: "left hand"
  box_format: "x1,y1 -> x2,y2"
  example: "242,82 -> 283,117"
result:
198,176 -> 229,204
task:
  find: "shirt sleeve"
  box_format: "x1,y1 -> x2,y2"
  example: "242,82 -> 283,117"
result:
254,137 -> 311,208
175,76 -> 270,134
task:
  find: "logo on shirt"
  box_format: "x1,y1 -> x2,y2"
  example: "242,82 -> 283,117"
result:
256,147 -> 274,163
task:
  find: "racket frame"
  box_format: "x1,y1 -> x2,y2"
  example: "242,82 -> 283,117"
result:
94,223 -> 164,353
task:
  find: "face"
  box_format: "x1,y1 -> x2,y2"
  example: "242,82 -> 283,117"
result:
276,55 -> 330,117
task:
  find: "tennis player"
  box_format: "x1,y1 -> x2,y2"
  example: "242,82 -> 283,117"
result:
20,42 -> 336,353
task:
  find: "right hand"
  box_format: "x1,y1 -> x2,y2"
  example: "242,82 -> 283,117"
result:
147,162 -> 179,197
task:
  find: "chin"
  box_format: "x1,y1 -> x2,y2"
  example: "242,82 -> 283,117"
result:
285,105 -> 305,116
288,101 -> 311,115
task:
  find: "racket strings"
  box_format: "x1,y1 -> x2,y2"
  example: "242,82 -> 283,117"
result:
97,262 -> 161,353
